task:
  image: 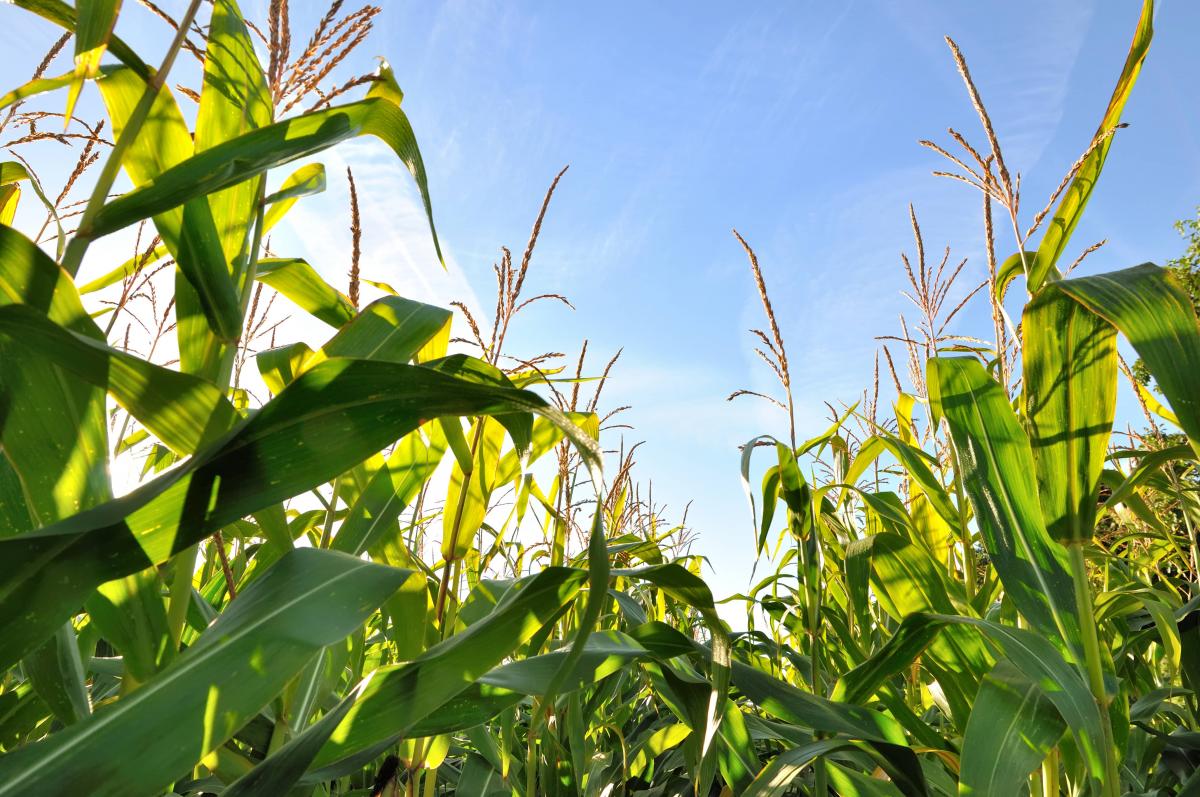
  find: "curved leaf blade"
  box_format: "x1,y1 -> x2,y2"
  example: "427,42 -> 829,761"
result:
928,356 -> 1081,656
0,548 -> 409,797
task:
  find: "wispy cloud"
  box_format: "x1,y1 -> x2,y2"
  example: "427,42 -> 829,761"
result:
883,0 -> 1094,174
275,141 -> 482,326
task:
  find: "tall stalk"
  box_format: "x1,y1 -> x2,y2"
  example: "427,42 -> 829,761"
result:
1068,542 -> 1119,796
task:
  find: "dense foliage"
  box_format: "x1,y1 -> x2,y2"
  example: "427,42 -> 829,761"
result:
2,1 -> 1199,796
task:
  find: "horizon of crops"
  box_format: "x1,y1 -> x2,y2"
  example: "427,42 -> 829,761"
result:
3,1 -> 1200,796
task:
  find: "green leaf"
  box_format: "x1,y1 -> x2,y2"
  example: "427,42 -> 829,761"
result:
716,702 -> 759,795
318,295 -> 452,364
256,342 -> 313,394
0,161 -> 62,250
219,682 -> 364,797
333,429 -> 444,556
85,567 -> 172,683
493,411 -> 597,486
306,566 -> 588,775
1056,264 -> 1200,459
0,303 -> 238,455
0,358 -> 590,668
1102,443 -> 1195,511
928,356 -> 1081,656
443,417 -> 505,561
743,739 -> 862,797
262,163 -> 327,219
11,0 -> 151,80
0,548 -> 408,797
959,661 -> 1066,797
384,627 -> 652,740
1022,286 -> 1117,542
862,534 -> 991,689
177,0 -> 273,351
255,257 -> 356,328
425,355 -> 536,459
745,739 -> 926,797
84,94 -> 442,267
996,251 -> 1034,301
1027,0 -> 1153,290
833,612 -> 1106,785
66,0 -> 122,121
842,433 -> 959,529
77,163 -> 325,297
95,67 -> 242,350
617,563 -> 732,772
0,185 -> 18,225
726,657 -> 907,745
22,622 -> 90,726
0,72 -> 75,113
0,225 -> 110,535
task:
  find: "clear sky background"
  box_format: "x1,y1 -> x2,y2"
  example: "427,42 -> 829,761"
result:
3,1 -> 1199,614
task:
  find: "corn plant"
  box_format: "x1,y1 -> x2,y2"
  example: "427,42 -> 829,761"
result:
0,2 -> 745,794
3,1 -> 1199,796
732,1 -> 1200,794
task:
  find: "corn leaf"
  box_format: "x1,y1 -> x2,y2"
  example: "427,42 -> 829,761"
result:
928,356 -> 1081,657
85,96 -> 441,266
1028,0 -> 1153,290
958,661 -> 1066,797
255,257 -> 356,328
0,548 -> 410,797
0,358 -> 593,669
1023,286 -> 1117,542
1056,263 -> 1200,458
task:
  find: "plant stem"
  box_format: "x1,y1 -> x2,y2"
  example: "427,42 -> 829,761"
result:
166,544 -> 198,651
526,704 -> 540,797
318,479 -> 340,549
213,530 -> 237,599
946,444 -> 976,601
60,0 -> 205,276
1067,542 -> 1118,797
1040,746 -> 1059,797
435,421 -> 484,627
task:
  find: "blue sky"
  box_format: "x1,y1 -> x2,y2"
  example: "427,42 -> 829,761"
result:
3,1 -> 1199,608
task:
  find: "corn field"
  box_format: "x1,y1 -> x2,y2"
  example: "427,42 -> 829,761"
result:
2,1 -> 1199,795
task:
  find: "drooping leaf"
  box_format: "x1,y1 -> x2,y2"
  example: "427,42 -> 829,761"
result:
0,161 -> 62,249
77,163 -> 326,296
833,612 -> 1106,785
0,358 -> 595,668
84,91 -> 442,266
1056,264 -> 1200,459
333,429 -> 444,556
10,0 -> 151,79
842,433 -> 959,529
255,257 -> 356,328
65,0 -> 122,120
316,295 -> 452,365
0,303 -> 238,455
219,682 -> 366,797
